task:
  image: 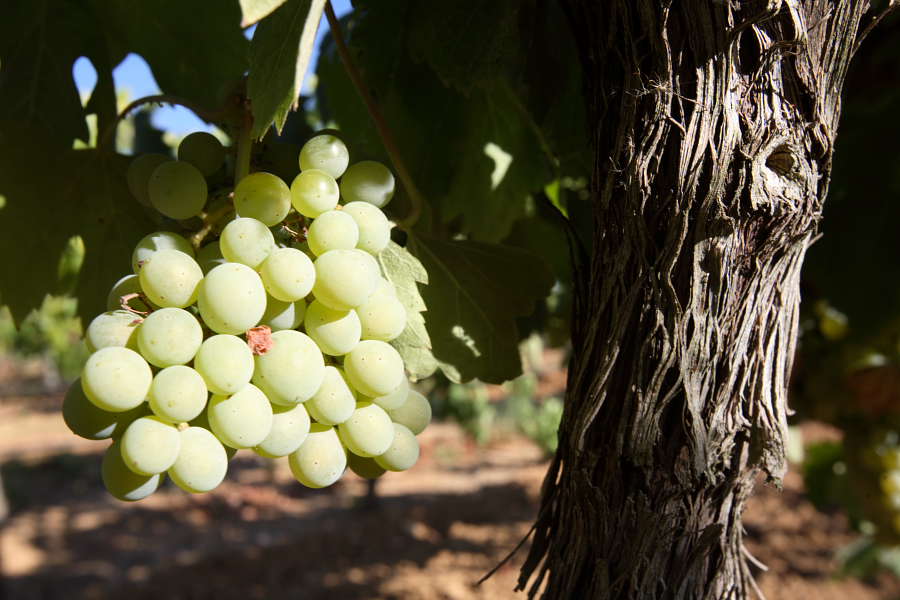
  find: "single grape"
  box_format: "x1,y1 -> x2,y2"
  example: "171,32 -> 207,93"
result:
347,452 -> 386,479
193,334 -> 254,395
388,389 -> 431,435
312,249 -> 380,311
303,300 -> 360,356
219,217 -> 276,268
288,424 -> 347,488
198,263 -> 267,334
189,411 -> 237,460
252,330 -> 325,405
196,240 -> 227,274
258,247 -> 315,302
370,377 -> 409,411
305,366 -> 356,426
338,401 -> 394,457
127,153 -> 169,207
82,346 -> 153,412
132,231 -> 194,274
138,248 -> 203,308
102,440 -> 164,501
148,365 -> 208,423
106,274 -> 152,312
375,423 -> 419,471
306,210 -> 359,256
136,307 -> 203,368
290,169 -> 340,218
883,470 -> 900,495
207,384 -> 274,448
343,340 -> 405,398
168,426 -> 229,493
342,201 -> 391,255
177,131 -> 225,176
254,403 -> 311,458
340,161 -> 395,208
120,416 -> 182,475
357,292 -> 406,342
63,378 -> 147,440
235,172 -> 292,226
298,134 -> 349,179
260,295 -> 306,331
148,160 -> 208,220
85,310 -> 140,353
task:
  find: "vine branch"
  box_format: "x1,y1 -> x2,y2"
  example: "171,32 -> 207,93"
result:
324,1 -> 424,229
99,94 -> 224,151
854,0 -> 899,54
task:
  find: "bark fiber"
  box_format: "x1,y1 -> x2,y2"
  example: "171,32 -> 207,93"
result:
520,1 -> 881,598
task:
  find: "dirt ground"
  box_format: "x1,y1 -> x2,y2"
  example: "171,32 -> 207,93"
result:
1,360 -> 899,599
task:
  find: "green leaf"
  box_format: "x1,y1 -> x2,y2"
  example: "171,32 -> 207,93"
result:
0,141 -> 156,324
378,241 -> 436,381
407,234 -> 554,383
248,0 -> 326,138
97,0 -> 248,112
239,0 -> 289,26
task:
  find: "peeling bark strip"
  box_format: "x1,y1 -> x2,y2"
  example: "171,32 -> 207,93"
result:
520,2 -> 885,598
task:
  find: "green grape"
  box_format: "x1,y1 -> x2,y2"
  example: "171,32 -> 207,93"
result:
127,153 -> 168,207
107,274 -> 152,312
63,378 -> 147,440
82,346 -> 153,412
85,310 -> 140,353
138,248 -> 203,308
306,210 -> 359,256
357,292 -> 406,342
305,366 -> 356,426
260,295 -> 306,331
254,403 -> 311,458
298,134 -> 349,179
289,424 -> 347,488
258,247 -> 315,302
388,389 -> 431,435
375,423 -> 419,471
235,172 -> 292,226
168,426 -> 229,493
290,169 -> 340,218
136,307 -> 203,368
198,263 -> 267,334
132,231 -> 194,274
220,217 -> 276,268
252,330 -> 325,405
303,300 -> 361,356
102,440 -> 164,501
347,452 -> 386,479
120,416 -> 182,475
312,249 -> 380,311
338,401 -> 394,457
148,160 -> 208,220
196,240 -> 227,274
370,377 -> 409,411
340,161 -> 395,208
883,470 -> 900,495
177,131 -> 225,176
343,340 -> 405,398
148,365 -> 208,423
208,384 -> 274,448
189,410 -> 237,459
342,202 -> 391,255
193,334 -> 254,395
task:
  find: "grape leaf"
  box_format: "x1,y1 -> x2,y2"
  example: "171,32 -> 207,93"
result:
248,0 -> 326,139
406,234 -> 554,383
378,241 -> 436,381
0,140 -> 155,324
239,0 -> 289,26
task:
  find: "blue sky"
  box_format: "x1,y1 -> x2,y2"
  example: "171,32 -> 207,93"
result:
73,0 -> 352,135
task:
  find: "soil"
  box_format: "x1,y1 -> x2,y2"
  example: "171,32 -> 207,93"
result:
0,358 -> 898,599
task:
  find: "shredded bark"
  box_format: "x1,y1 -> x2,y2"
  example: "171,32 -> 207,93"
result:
247,326 -> 274,355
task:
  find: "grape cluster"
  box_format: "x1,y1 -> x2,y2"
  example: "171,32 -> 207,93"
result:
64,132 -> 431,501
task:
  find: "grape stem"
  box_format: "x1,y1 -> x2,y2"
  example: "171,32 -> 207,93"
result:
324,1 -> 424,229
190,200 -> 235,249
98,94 -> 224,151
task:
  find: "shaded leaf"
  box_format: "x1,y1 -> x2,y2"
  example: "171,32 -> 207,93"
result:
248,0 -> 326,138
239,0 -> 288,26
